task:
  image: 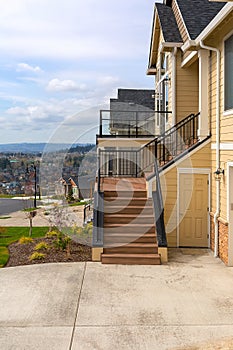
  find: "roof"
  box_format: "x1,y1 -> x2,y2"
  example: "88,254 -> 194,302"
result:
110,89 -> 155,111
155,3 -> 182,43
176,0 -> 226,40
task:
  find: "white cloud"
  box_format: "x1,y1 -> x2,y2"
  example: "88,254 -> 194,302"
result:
0,0 -> 153,60
6,106 -> 29,116
98,76 -> 119,86
0,0 -> 156,143
16,63 -> 42,73
47,79 -> 86,92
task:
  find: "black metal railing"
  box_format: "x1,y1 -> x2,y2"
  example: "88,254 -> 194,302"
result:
152,161 -> 167,247
98,109 -> 172,138
95,112 -> 207,248
98,112 -> 201,177
92,154 -> 104,247
141,112 -> 201,173
83,202 -> 93,224
99,149 -> 139,177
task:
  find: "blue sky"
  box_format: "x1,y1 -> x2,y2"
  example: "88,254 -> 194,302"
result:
0,0 -> 158,144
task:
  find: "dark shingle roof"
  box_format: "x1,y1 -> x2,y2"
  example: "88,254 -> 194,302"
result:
110,89 -> 155,110
155,3 -> 183,43
176,0 -> 226,40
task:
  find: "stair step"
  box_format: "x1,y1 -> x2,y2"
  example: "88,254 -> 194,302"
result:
104,233 -> 157,244
104,190 -> 147,198
104,214 -> 154,224
104,223 -> 155,233
104,205 -> 153,215
105,197 -> 152,206
104,243 -> 158,254
101,253 -> 161,265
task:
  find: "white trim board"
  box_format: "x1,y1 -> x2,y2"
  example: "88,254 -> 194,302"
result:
178,168 -> 211,174
227,162 -> 233,266
181,51 -> 198,68
174,0 -> 191,41
226,162 -> 233,222
211,143 -> 233,150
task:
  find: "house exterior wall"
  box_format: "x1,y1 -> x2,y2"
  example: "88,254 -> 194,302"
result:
152,141 -> 211,247
204,12 -> 233,264
207,19 -> 233,217
172,0 -> 189,42
176,51 -> 199,123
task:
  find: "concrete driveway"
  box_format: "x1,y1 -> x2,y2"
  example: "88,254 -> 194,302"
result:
1,249 -> 233,350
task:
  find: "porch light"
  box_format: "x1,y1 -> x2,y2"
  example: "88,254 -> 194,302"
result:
214,167 -> 224,180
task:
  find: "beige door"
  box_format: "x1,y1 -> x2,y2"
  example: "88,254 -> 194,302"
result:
179,173 -> 208,247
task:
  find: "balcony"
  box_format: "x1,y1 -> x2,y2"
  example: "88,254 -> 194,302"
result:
97,109 -> 172,138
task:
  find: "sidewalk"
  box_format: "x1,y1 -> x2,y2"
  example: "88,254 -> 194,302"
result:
1,249 -> 233,349
0,206 -> 84,227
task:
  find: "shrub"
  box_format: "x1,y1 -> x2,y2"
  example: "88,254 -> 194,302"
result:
18,236 -> 33,244
54,234 -> 71,251
0,246 -> 9,267
46,230 -> 59,237
0,227 -> 7,234
34,242 -> 50,251
72,222 -> 93,245
29,252 -> 45,261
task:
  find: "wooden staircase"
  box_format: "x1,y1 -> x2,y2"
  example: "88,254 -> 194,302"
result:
101,178 -> 161,265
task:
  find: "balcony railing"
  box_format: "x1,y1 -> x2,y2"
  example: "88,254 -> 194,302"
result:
98,109 -> 172,138
98,112 -> 205,177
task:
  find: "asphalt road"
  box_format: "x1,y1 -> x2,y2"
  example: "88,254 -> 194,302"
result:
0,198 -> 35,215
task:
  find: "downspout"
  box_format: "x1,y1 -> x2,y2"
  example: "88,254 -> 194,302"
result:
200,40 -> 220,258
172,47 -> 177,125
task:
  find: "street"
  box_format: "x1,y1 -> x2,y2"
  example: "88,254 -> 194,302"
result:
0,198 -> 35,216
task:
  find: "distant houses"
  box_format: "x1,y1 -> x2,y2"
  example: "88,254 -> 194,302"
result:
58,175 -> 95,201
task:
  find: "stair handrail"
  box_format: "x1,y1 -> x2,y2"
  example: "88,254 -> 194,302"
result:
152,160 -> 167,247
139,113 -> 196,152
137,112 -> 201,176
93,149 -> 104,247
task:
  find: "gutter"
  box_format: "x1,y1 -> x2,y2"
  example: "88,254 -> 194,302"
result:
200,41 -> 220,258
181,4 -> 233,53
172,47 -> 177,125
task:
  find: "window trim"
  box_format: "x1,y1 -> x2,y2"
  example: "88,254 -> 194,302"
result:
223,30 -> 233,114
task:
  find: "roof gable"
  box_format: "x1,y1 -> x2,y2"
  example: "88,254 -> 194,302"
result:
176,0 -> 226,40
156,3 -> 183,43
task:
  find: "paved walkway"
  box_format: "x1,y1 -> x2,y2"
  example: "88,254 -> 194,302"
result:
0,206 -> 84,227
1,249 -> 233,349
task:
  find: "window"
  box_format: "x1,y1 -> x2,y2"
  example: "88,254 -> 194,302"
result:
225,34 -> 233,111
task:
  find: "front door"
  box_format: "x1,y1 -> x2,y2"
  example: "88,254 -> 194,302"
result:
179,173 -> 209,247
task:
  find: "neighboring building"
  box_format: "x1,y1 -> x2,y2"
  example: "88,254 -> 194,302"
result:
93,1 -> 233,266
59,176 -> 79,200
59,175 -> 94,201
110,88 -> 155,111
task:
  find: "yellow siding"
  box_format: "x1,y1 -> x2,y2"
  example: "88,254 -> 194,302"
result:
211,150 -> 233,222
206,13 -> 233,222
172,0 -> 189,42
176,51 -> 199,123
151,142 -> 211,247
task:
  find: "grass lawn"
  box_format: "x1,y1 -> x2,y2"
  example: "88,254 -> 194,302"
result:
0,227 -> 49,267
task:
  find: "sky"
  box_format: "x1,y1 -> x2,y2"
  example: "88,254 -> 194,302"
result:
0,0 -> 158,144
